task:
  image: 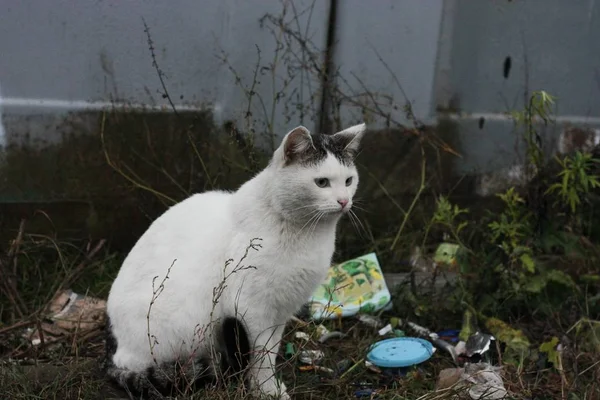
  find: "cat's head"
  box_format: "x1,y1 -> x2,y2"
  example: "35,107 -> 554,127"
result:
268,123 -> 366,221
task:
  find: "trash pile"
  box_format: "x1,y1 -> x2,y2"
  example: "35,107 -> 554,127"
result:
22,289 -> 106,347
10,250 -> 522,399
288,250 -> 509,399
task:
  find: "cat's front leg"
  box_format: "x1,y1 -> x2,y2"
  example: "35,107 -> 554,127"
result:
247,322 -> 289,399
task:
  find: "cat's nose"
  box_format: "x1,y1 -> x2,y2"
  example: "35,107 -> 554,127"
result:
337,199 -> 349,209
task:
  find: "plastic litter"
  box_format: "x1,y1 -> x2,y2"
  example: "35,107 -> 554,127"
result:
284,343 -> 295,359
358,314 -> 384,328
366,337 -> 434,368
464,331 -> 495,358
23,289 -> 106,346
453,331 -> 496,361
294,331 -> 310,341
437,329 -> 460,343
309,253 -> 391,320
318,331 -> 346,343
364,360 -> 382,374
350,382 -> 374,387
393,329 -> 405,337
298,365 -> 334,375
395,318 -> 458,364
316,324 -> 330,337
465,363 -> 507,400
312,323 -> 346,343
299,349 -> 325,365
436,363 -> 507,400
355,388 -> 379,398
378,324 -> 393,336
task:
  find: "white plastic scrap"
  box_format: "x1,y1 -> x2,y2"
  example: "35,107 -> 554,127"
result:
316,324 -> 330,337
294,332 -> 310,341
463,363 -> 507,400
357,314 -> 383,328
318,331 -> 345,343
378,324 -> 393,336
437,363 -> 507,399
465,363 -> 507,400
299,350 -> 325,365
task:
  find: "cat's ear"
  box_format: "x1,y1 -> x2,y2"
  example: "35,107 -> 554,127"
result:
333,123 -> 366,158
280,125 -> 314,164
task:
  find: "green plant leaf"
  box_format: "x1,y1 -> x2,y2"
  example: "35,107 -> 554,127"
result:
545,269 -> 576,288
580,274 -> 600,283
523,275 -> 547,293
459,309 -> 476,342
485,317 -> 531,354
520,253 -> 535,273
539,336 -> 560,366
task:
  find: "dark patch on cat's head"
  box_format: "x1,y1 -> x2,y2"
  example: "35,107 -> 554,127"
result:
283,126 -> 363,167
312,133 -> 358,166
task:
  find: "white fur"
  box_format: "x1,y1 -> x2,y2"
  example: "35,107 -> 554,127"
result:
106,123 -> 366,398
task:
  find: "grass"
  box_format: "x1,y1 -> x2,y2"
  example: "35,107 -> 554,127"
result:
0,220 -> 598,399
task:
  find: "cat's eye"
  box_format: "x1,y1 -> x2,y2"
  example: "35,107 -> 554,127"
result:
345,177 -> 353,186
314,178 -> 330,188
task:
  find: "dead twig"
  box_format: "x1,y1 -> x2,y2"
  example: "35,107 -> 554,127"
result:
51,239 -> 107,300
0,320 -> 34,335
0,220 -> 28,318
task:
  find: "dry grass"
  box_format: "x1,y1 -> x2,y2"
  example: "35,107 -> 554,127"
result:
0,221 -> 598,399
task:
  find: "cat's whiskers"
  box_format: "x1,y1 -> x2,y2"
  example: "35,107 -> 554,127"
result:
347,210 -> 360,234
290,203 -> 320,213
350,204 -> 369,213
348,209 -> 368,238
295,210 -> 322,238
306,211 -> 325,240
299,207 -> 321,219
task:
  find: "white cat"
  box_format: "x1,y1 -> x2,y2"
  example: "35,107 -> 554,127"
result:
104,123 -> 366,399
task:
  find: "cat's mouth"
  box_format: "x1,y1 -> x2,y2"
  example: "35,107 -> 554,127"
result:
316,204 -> 352,216
335,206 -> 351,215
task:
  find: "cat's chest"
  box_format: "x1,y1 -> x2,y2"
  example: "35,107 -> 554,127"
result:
224,229 -> 335,320
230,232 -> 334,286
254,240 -> 333,273
229,220 -> 335,271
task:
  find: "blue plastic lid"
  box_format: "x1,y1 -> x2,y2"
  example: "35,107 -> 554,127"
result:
366,337 -> 434,368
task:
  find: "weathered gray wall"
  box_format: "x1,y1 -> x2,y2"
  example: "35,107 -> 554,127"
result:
4,0 -> 598,176
434,0 -> 600,174
0,0 -> 443,147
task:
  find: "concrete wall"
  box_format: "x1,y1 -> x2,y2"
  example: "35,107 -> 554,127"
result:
434,0 -> 600,174
5,0 -> 597,177
0,0 -> 444,147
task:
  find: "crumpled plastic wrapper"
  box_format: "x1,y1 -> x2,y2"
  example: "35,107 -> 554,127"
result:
436,363 -> 507,399
23,290 -> 106,346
